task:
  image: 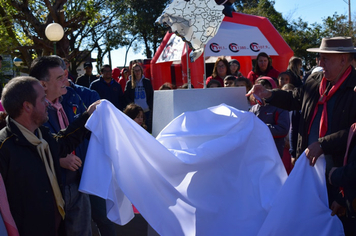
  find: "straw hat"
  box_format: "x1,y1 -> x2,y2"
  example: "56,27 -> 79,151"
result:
306,37 -> 356,53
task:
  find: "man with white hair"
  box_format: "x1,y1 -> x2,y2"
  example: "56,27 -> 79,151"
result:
30,56 -> 93,236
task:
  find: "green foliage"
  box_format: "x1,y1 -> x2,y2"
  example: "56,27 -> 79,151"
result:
0,0 -> 119,75
240,0 -> 291,32
111,0 -> 169,59
235,0 -> 355,69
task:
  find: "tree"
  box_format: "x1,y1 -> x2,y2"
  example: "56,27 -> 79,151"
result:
282,19 -> 324,69
0,0 -> 119,75
233,0 -> 355,68
235,0 -> 291,32
112,0 -> 169,60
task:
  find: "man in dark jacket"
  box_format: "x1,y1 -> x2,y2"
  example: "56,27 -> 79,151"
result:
247,37 -> 356,167
90,64 -> 125,111
0,76 -> 99,235
76,62 -> 97,88
247,37 -> 356,233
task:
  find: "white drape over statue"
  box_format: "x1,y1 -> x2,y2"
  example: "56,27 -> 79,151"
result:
79,100 -> 344,236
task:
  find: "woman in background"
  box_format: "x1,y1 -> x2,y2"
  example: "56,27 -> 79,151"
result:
206,57 -> 231,87
286,56 -> 303,87
247,52 -> 280,84
124,103 -> 147,130
124,64 -> 153,133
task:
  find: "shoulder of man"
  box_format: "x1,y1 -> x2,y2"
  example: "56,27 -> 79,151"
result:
0,126 -> 15,149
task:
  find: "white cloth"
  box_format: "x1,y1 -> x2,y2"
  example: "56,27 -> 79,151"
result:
257,153 -> 344,236
80,100 -> 344,236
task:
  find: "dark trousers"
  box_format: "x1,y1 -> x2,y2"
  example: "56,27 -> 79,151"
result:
90,195 -> 117,236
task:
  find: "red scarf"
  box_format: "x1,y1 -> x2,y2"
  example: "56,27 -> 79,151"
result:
308,66 -> 351,137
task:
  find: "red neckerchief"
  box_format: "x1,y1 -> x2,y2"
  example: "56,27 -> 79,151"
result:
308,66 -> 351,137
340,123 -> 356,197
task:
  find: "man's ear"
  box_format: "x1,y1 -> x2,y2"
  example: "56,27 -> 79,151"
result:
40,80 -> 47,89
22,101 -> 33,114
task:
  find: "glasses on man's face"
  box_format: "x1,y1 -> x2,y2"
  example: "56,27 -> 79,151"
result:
217,65 -> 226,69
102,70 -> 111,73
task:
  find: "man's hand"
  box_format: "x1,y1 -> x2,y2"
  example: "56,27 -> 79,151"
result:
60,153 -> 82,171
87,99 -> 102,115
330,201 -> 346,217
291,157 -> 296,166
305,142 -> 324,166
245,84 -> 272,104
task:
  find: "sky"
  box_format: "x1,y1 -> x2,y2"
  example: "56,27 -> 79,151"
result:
96,0 -> 355,69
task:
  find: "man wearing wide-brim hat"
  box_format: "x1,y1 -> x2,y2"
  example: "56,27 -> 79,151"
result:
246,36 -> 356,232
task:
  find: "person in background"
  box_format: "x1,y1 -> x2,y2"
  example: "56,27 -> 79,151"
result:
247,52 -> 280,84
76,62 -> 97,88
235,77 -> 253,106
124,64 -> 153,132
63,58 -> 76,83
90,64 -> 125,111
303,53 -> 322,83
178,83 -> 194,89
206,57 -> 231,86
118,68 -> 129,93
124,103 -> 147,129
112,67 -> 121,83
277,72 -> 292,89
286,56 -> 303,87
207,79 -> 222,88
159,82 -> 173,90
229,59 -> 242,77
223,75 -> 236,87
249,77 -> 290,158
235,77 -> 252,93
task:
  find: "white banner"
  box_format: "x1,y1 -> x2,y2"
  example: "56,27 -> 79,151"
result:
205,21 -> 278,57
156,34 -> 185,63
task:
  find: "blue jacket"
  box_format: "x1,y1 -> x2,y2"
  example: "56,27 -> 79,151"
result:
90,77 -> 125,110
69,80 -> 100,108
44,87 -> 89,184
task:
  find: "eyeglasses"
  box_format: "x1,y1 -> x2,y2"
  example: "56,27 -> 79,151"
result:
133,69 -> 141,72
102,70 -> 111,73
217,65 -> 226,68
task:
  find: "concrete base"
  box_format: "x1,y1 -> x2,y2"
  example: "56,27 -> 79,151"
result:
152,87 -> 250,137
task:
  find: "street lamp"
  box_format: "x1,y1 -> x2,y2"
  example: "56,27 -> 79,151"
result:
13,57 -> 23,67
13,57 -> 23,76
45,23 -> 64,55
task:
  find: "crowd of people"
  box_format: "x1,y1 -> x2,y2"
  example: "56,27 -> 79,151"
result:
0,36 -> 355,236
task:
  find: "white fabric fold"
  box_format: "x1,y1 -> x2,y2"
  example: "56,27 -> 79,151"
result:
257,153 -> 344,236
80,100 -> 344,236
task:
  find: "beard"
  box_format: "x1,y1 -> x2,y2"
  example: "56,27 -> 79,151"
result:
31,109 -> 48,127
